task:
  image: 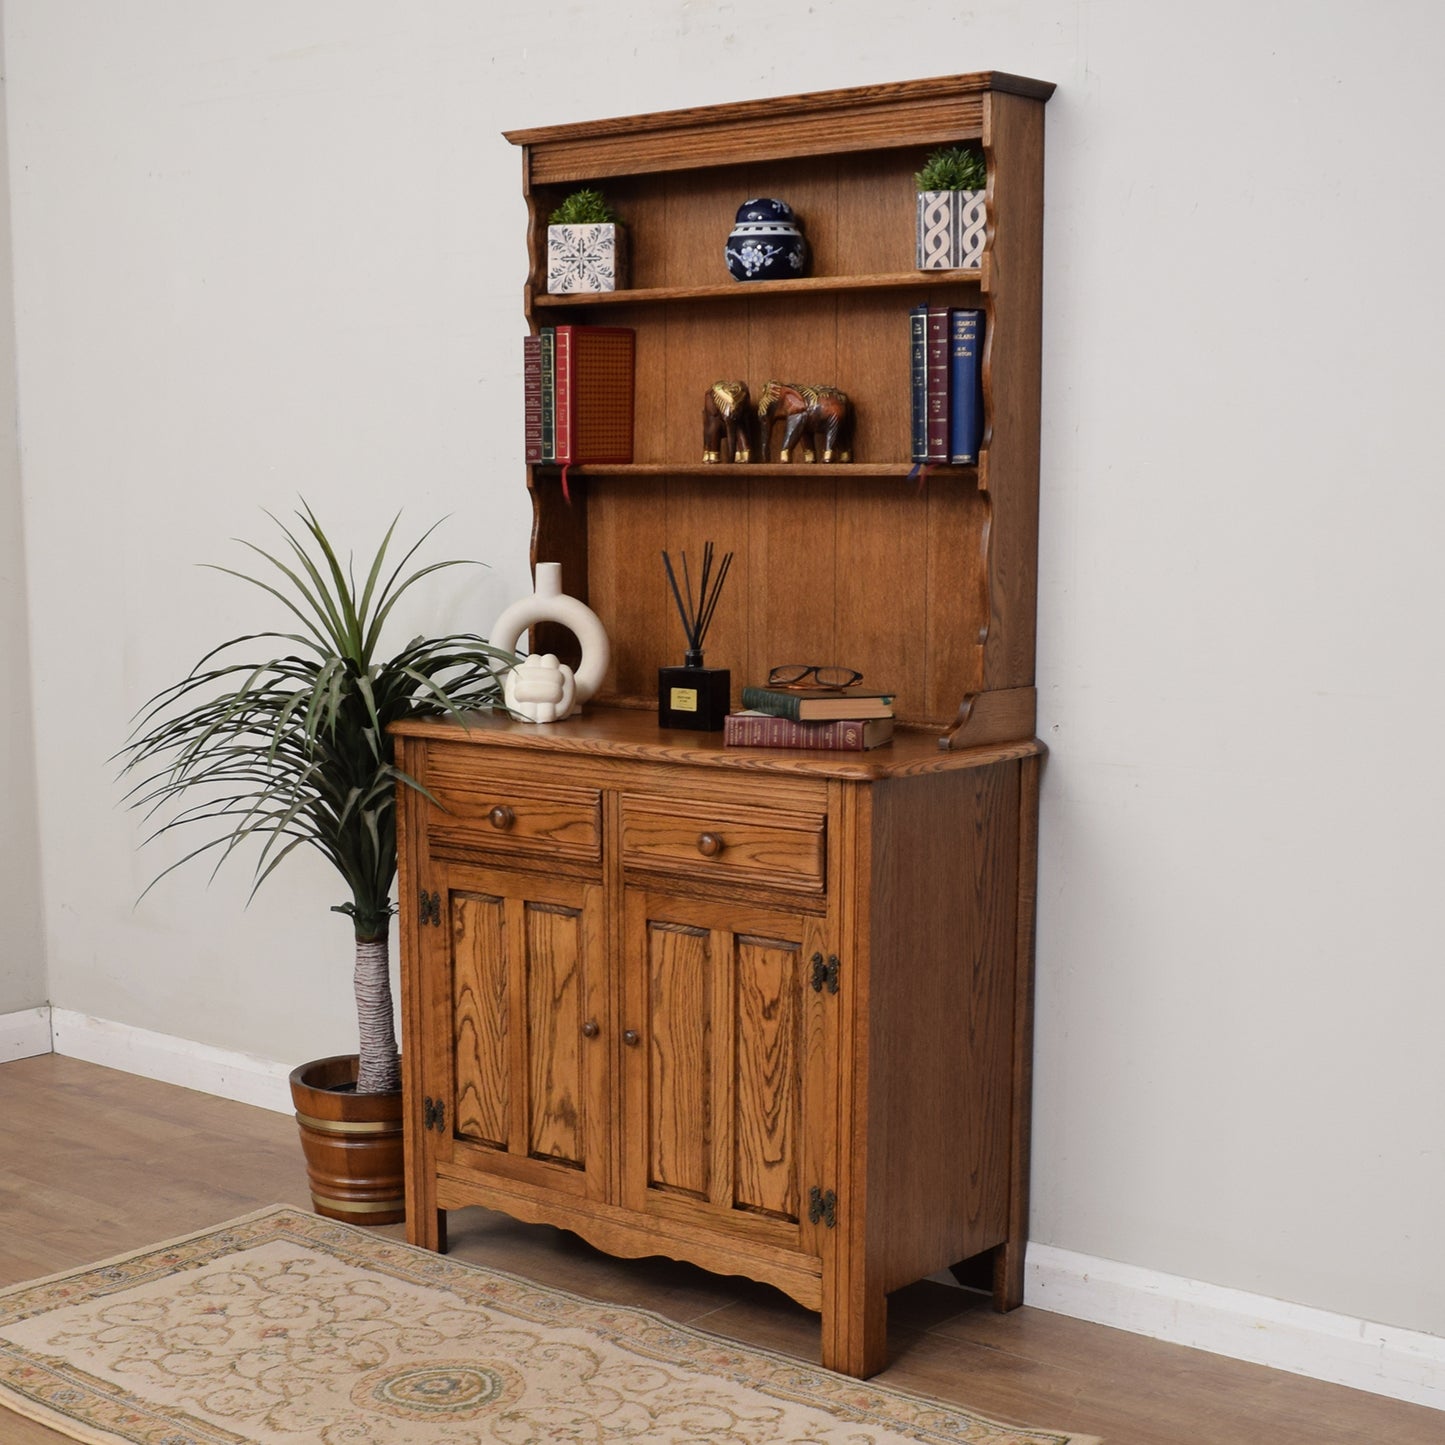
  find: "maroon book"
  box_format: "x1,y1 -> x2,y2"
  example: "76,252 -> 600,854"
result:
523,333 -> 543,464
925,305 -> 952,462
723,711 -> 895,751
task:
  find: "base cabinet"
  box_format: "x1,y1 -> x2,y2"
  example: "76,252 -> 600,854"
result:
396,715 -> 1039,1378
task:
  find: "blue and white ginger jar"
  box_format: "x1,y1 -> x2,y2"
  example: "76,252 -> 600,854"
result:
724,198 -> 809,282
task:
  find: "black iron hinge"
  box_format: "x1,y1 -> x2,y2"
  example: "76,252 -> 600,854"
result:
419,889 -> 442,927
809,952 -> 840,994
423,1096 -> 446,1132
808,1185 -> 837,1228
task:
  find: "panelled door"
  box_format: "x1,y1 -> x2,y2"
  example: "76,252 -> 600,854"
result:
419,859 -> 610,1202
619,887 -> 836,1260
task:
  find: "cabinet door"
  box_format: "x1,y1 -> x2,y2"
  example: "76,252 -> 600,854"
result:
421,861 -> 609,1202
620,888 -> 835,1258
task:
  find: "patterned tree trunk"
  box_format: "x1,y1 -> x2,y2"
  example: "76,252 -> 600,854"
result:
353,936 -> 401,1094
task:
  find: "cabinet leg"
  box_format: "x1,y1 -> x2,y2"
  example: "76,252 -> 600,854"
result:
946,1241 -> 1026,1311
821,1283 -> 888,1379
407,1205 -> 447,1255
992,1236 -> 1025,1311
946,1242 -> 1025,1311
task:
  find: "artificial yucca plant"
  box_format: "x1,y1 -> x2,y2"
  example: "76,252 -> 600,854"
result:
117,504 -> 518,1094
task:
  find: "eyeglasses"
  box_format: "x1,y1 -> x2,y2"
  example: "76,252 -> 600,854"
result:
767,664 -> 864,689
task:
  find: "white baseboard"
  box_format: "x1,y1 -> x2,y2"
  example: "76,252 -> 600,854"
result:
18,1008 -> 1443,1411
1027,1242 -> 1445,1412
0,1005 -> 53,1061
48,1008 -> 294,1115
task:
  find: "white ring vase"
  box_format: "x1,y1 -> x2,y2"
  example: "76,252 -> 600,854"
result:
491,562 -> 609,714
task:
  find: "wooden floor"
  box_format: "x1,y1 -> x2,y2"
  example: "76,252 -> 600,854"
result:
0,1055 -> 1438,1445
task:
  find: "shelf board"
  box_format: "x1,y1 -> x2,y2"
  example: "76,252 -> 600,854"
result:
530,461 -> 977,480
531,266 -> 987,309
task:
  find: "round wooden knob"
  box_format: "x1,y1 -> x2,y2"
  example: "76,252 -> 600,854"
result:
581,1020 -> 600,1039
697,832 -> 724,857
622,1029 -> 640,1047
488,805 -> 515,831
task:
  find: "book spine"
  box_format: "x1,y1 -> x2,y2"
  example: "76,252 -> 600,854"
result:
909,304 -> 928,463
523,334 -> 542,464
739,685 -> 802,722
553,324 -> 573,464
948,309 -> 984,464
724,713 -> 871,750
539,327 -> 555,462
925,305 -> 952,462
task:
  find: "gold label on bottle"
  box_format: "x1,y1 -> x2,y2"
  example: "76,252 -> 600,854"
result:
670,687 -> 699,711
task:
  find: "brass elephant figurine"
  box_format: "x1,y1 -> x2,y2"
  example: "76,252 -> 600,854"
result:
756,381 -> 853,463
702,380 -> 754,463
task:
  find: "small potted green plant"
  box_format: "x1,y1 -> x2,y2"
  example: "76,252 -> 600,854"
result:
547,186 -> 627,294
915,144 -> 988,270
117,504 -> 519,1224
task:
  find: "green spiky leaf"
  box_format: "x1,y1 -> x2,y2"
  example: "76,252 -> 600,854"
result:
116,505 -> 520,941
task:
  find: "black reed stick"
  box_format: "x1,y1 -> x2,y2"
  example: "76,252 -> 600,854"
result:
662,544 -> 733,666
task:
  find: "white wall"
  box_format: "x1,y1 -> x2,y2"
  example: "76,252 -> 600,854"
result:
4,0 -> 1443,1345
0,15 -> 44,1017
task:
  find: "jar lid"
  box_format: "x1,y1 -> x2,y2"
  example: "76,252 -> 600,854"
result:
735,197 -> 798,225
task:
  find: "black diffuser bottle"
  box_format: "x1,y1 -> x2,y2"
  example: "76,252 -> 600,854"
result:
658,544 -> 732,731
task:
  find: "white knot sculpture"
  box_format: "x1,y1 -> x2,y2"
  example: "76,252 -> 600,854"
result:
491,562 -> 609,723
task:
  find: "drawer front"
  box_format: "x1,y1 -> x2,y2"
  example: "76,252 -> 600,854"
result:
620,794 -> 825,894
425,777 -> 601,864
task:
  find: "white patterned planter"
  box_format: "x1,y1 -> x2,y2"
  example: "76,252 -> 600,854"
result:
916,189 -> 987,270
547,222 -> 627,294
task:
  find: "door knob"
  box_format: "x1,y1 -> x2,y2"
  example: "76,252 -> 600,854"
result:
696,832 -> 724,857
488,804 -> 515,831
581,1020 -> 600,1038
622,1029 -> 640,1047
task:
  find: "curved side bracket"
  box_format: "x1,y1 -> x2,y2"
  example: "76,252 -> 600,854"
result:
941,686 -> 1037,750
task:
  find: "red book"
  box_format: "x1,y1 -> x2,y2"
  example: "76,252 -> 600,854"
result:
553,325 -> 635,465
723,711 -> 895,751
925,305 -> 952,462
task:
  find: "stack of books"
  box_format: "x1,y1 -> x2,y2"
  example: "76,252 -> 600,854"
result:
524,324 -> 635,467
910,304 -> 983,466
724,683 -> 896,751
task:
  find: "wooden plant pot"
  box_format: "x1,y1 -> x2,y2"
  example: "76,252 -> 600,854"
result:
288,1054 -> 405,1225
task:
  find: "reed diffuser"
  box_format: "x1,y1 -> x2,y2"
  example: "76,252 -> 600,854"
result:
658,543 -> 733,731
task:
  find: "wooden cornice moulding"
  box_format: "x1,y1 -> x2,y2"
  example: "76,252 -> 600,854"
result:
506,72 -> 1056,184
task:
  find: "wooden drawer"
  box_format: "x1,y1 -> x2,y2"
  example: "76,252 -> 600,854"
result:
425,775 -> 601,865
619,794 -> 825,894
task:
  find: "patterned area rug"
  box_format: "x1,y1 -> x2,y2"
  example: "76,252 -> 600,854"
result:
0,1206 -> 1097,1444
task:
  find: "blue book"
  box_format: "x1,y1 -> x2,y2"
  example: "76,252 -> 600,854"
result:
909,304 -> 928,462
948,309 -> 984,464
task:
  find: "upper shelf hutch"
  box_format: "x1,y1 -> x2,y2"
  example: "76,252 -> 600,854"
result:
506,69 -> 1052,746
